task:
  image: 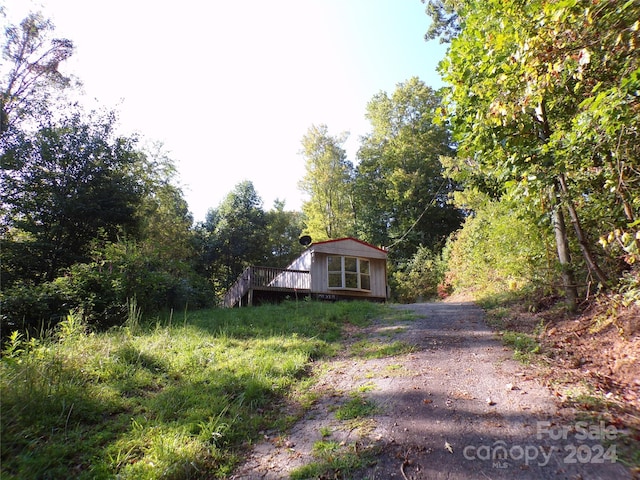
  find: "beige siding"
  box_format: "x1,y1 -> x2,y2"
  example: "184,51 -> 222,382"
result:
311,238 -> 387,260
310,252 -> 387,298
223,238 -> 388,307
284,250 -> 311,270
369,258 -> 387,297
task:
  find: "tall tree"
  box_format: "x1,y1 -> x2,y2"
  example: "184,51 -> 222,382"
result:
1,110 -> 144,285
1,12 -> 75,133
433,0 -> 639,302
134,143 -> 195,275
263,199 -> 305,267
298,124 -> 355,241
202,181 -> 269,295
355,77 -> 463,261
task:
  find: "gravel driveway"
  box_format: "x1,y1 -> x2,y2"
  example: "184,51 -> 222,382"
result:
232,301 -> 633,479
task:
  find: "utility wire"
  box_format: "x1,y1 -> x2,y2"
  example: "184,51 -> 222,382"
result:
386,179 -> 448,251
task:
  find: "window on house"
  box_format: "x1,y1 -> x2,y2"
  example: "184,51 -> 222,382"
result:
328,256 -> 371,291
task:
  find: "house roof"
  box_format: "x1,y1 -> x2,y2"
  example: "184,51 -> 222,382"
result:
310,237 -> 388,256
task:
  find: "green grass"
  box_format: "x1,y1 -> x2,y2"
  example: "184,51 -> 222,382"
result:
334,393 -> 380,421
500,330 -> 541,363
0,300 -> 388,479
476,293 -> 544,364
290,440 -> 378,480
350,339 -> 415,359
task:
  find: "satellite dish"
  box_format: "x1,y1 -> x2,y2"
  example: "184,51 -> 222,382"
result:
299,235 -> 312,246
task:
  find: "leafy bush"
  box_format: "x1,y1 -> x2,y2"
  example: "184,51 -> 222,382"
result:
391,245 -> 447,302
0,281 -> 70,337
1,240 -> 213,337
444,197 -> 551,297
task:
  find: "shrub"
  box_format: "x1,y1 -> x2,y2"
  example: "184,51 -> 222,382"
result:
444,197 -> 551,297
1,243 -> 213,337
391,245 -> 447,302
0,281 -> 70,337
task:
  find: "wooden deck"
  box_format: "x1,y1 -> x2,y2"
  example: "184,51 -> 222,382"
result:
222,266 -> 311,308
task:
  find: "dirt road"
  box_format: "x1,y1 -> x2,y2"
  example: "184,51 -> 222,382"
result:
232,301 -> 633,479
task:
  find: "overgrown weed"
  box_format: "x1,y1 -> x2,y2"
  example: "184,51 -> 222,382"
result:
289,440 -> 378,480
0,300 -> 389,479
350,339 -> 415,359
500,330 -> 541,363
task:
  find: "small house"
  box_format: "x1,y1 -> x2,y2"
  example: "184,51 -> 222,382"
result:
222,237 -> 388,307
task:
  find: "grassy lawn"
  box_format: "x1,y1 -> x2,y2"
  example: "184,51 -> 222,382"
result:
0,300 -> 388,479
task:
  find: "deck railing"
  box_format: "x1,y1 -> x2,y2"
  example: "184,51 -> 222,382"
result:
222,266 -> 311,307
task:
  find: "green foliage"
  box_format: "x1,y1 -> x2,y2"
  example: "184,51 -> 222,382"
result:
124,297 -> 143,334
0,301 -> 387,479
423,0 -> 462,43
350,339 -> 415,359
501,331 -> 541,364
56,310 -> 89,341
444,195 -> 551,297
392,245 -> 447,302
1,235 -> 212,335
0,12 -> 75,133
1,14 -> 210,334
198,181 -> 271,296
355,77 -> 463,263
294,434 -> 381,479
298,124 -> 356,241
1,121 -> 210,334
290,441 -> 376,480
1,110 -> 145,284
51,259 -> 125,326
1,331 -> 39,359
194,187 -> 306,302
590,268 -> 640,338
263,199 -> 306,267
436,0 -> 640,298
600,224 -> 640,268
312,440 -> 342,458
0,281 -> 65,336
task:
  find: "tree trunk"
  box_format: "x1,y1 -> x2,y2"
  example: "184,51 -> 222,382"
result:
536,101 -> 579,307
550,187 -> 578,309
557,173 -> 610,287
606,154 -> 640,255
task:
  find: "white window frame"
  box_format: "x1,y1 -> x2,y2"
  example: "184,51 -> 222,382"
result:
327,256 -> 371,291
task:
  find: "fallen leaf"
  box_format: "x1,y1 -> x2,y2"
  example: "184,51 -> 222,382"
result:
445,441 -> 454,453
423,399 -> 433,404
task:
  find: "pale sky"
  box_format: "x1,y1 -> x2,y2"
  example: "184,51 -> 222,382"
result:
4,0 -> 447,222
